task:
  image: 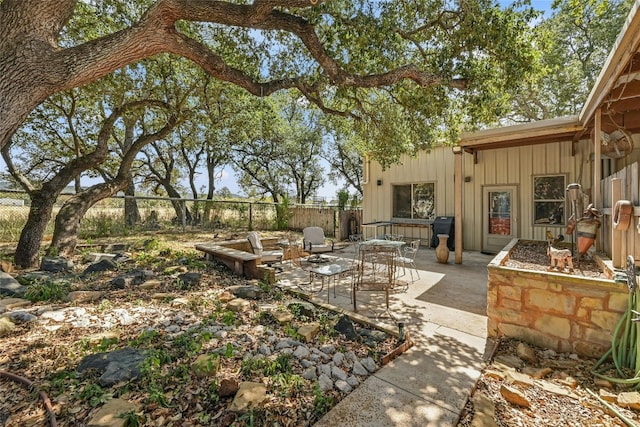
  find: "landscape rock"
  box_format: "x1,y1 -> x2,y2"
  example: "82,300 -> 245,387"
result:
110,270 -> 154,289
521,366 -> 552,379
0,272 -> 26,297
15,271 -> 52,286
192,354 -> 220,378
227,298 -> 251,312
83,259 -> 118,275
360,357 -> 377,373
218,377 -> 239,397
471,393 -> 498,427
617,391 -> 640,410
227,285 -> 264,300
41,256 -> 74,273
77,347 -> 147,387
335,379 -> 352,393
302,366 -> 317,380
318,374 -> 334,392
0,260 -> 13,273
352,361 -> 368,376
493,354 -> 524,369
334,315 -> 360,341
0,297 -> 30,310
229,382 -> 267,413
297,323 -> 320,343
177,272 -> 201,286
505,371 -> 534,387
83,252 -> 117,263
272,310 -> 294,324
499,384 -> 530,408
5,311 -> 37,323
67,291 -> 104,303
516,342 -> 537,364
87,398 -> 138,427
286,300 -> 316,318
599,388 -> 617,403
0,317 -> 15,336
293,345 -> 311,360
139,279 -> 162,290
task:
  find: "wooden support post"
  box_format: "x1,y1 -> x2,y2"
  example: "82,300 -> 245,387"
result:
454,146 -> 463,264
612,178 -> 623,268
594,109 -> 602,250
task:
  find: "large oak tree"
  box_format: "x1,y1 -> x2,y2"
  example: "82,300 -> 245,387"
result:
1,0 -> 539,161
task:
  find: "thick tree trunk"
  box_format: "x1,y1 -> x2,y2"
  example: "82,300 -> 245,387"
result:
160,181 -> 192,224
206,161 -> 216,200
14,191 -> 57,268
124,179 -> 140,228
50,182 -> 123,257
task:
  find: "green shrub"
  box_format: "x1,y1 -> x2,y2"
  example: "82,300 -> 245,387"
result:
24,280 -> 71,302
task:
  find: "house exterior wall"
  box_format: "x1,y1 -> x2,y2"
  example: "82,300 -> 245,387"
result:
363,139 -> 595,252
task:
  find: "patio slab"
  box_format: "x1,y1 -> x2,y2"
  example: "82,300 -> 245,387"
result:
276,245 -> 493,426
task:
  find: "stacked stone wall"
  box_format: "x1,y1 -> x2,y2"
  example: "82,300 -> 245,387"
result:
487,244 -> 627,357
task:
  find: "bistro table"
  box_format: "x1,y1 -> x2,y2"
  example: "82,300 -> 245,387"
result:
301,262 -> 353,303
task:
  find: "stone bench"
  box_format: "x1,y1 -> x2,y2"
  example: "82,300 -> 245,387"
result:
195,239 -> 276,283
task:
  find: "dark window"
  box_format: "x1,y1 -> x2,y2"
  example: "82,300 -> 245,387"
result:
393,183 -> 435,221
533,175 -> 566,225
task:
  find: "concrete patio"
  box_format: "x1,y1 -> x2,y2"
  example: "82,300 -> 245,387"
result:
275,243 -> 494,426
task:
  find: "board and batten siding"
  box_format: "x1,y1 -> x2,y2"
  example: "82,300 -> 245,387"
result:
363,139 -> 594,252
362,147 -> 456,245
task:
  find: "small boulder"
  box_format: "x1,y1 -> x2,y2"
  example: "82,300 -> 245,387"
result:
0,317 -> 15,336
218,377 -> 240,397
177,272 -> 201,286
40,256 -> 74,273
6,311 -> 37,323
192,354 -> 221,378
0,260 -> 14,273
227,285 -> 264,300
0,272 -> 26,297
297,323 -> 320,343
516,342 -> 538,364
87,398 -> 139,427
334,315 -> 360,342
500,384 -> 530,408
229,382 -> 268,413
83,259 -> 118,275
618,391 -> 640,410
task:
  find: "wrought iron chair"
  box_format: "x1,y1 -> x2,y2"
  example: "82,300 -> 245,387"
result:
395,240 -> 420,282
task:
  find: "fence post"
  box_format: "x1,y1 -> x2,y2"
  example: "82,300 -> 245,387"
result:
181,199 -> 186,233
333,208 -> 337,238
249,202 -> 253,231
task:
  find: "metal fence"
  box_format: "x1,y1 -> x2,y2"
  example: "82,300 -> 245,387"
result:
0,190 -> 361,243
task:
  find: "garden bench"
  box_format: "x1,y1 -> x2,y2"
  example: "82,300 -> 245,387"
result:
195,240 -> 276,283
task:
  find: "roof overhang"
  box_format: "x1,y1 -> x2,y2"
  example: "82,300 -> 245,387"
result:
580,0 -> 640,130
459,1 -> 640,150
459,117 -> 582,152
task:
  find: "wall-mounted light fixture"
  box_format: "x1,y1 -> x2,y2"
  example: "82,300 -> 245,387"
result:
452,145 -> 463,154
376,179 -> 383,186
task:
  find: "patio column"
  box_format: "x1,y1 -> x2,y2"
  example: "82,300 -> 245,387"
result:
594,108 -> 602,250
453,145 -> 463,264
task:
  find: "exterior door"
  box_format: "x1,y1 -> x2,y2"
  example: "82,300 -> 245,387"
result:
483,186 -> 518,254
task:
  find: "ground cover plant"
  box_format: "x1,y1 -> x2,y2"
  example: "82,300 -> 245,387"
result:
0,235 -> 399,426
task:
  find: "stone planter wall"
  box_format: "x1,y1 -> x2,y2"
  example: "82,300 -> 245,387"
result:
487,239 -> 629,357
